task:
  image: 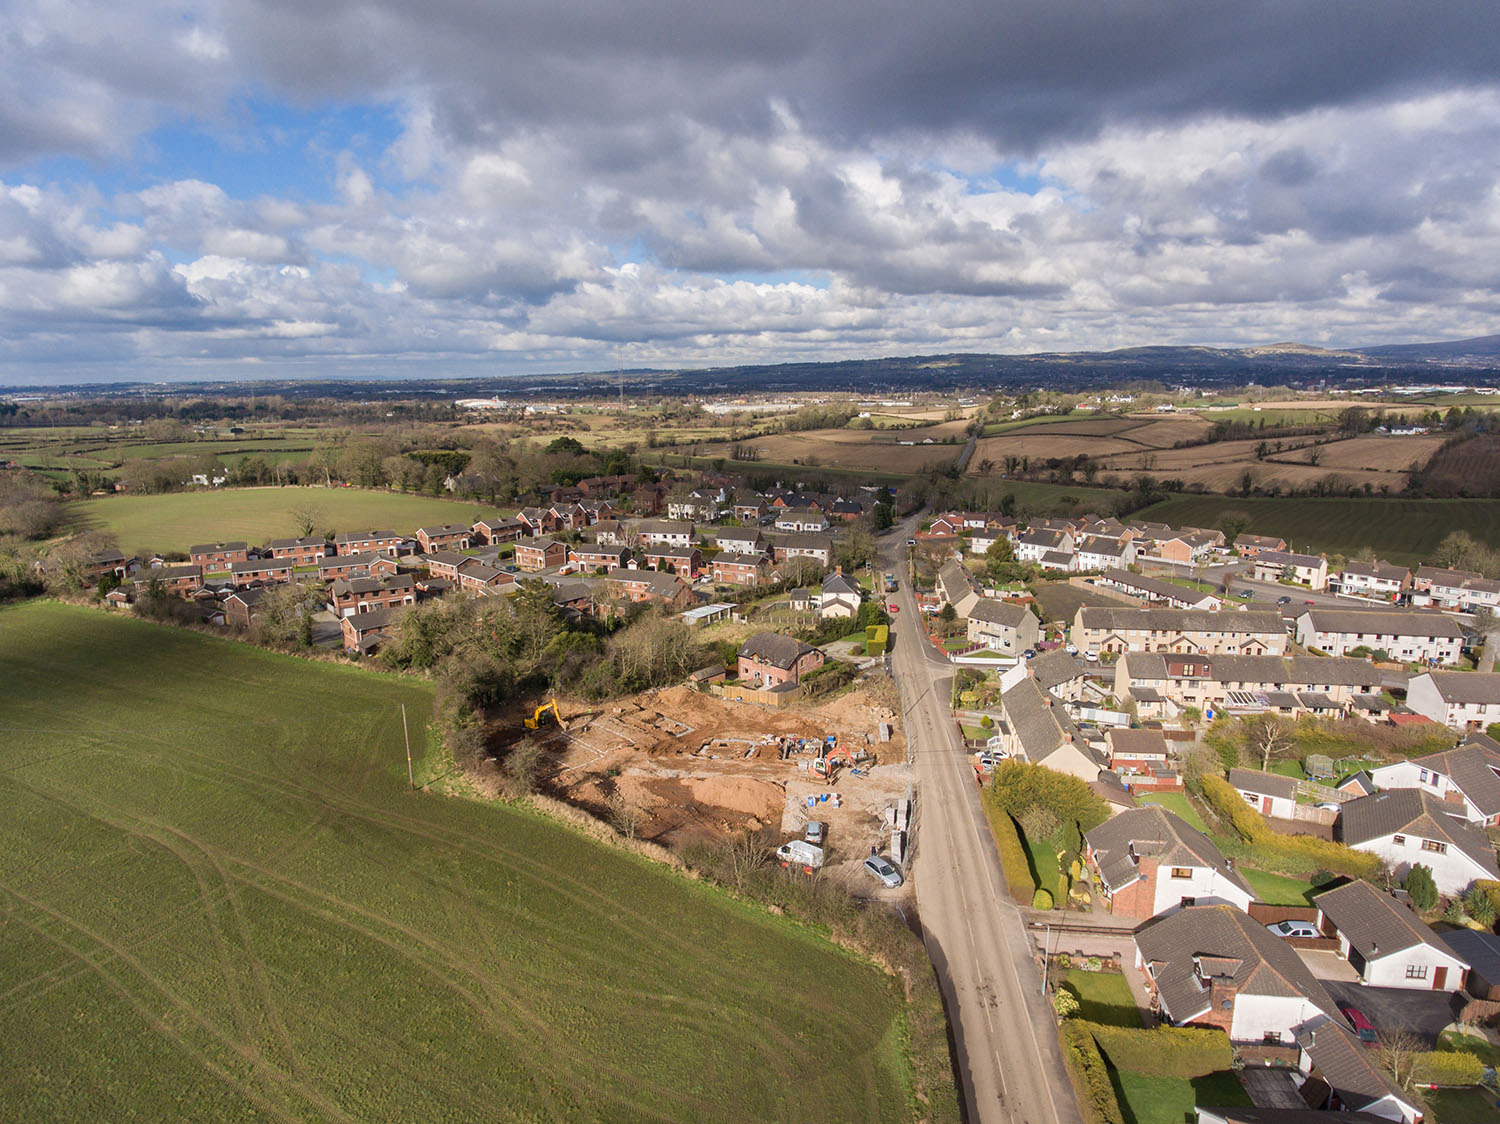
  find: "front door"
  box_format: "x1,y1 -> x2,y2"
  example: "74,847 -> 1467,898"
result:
1262,796 -> 1273,814
1433,966 -> 1447,991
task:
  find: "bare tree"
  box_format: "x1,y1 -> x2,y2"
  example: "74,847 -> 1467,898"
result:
1251,716 -> 1295,772
1374,1031 -> 1422,1092
608,792 -> 643,840
291,503 -> 324,538
502,736 -> 547,796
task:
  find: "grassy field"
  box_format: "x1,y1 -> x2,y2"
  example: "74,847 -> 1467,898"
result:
1136,496 -> 1500,564
0,603 -> 911,1123
1238,867 -> 1315,906
70,488 -> 509,553
1424,1088 -> 1500,1124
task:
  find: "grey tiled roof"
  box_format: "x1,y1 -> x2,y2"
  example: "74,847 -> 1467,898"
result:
1086,807 -> 1252,897
1078,607 -> 1285,634
1228,769 -> 1299,802
1398,736 -> 1500,818
1339,789 -> 1500,878
739,631 -> 817,669
1295,1020 -> 1411,1116
1314,879 -> 1459,964
1420,670 -> 1500,706
1299,608 -> 1464,638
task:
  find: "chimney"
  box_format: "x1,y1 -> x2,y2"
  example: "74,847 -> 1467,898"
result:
835,564 -> 842,576
1063,733 -> 1073,744
1371,941 -> 1378,955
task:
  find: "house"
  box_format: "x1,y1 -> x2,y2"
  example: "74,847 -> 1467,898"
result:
1073,607 -> 1288,656
1439,930 -> 1500,999
144,564 -> 203,597
733,499 -> 769,522
1151,530 -> 1224,565
1229,769 -> 1299,820
1106,728 -> 1173,777
266,536 -> 327,564
1418,566 -> 1500,611
1097,570 -> 1220,610
1113,653 -> 1382,716
189,541 -> 249,569
1234,533 -> 1288,557
1253,550 -> 1329,590
1024,648 -> 1091,703
715,528 -> 765,555
1015,528 -> 1074,565
1295,1020 -> 1423,1124
937,559 -> 982,618
819,569 -> 862,619
329,575 -> 417,617
1413,564 -> 1482,594
591,519 -> 635,547
416,524 -> 472,553
1334,560 -> 1411,600
636,519 -> 695,548
773,507 -> 830,533
712,551 -> 770,585
603,568 -> 693,609
1313,879 -> 1469,991
737,633 -> 824,688
569,544 -> 632,573
1367,735 -> 1500,825
340,606 -> 405,654
771,533 -> 834,568
514,539 -> 568,572
1338,788 -> 1500,895
965,598 -> 1039,655
333,530 -> 404,557
223,587 -> 270,630
997,676 -> 1104,781
1295,608 -> 1464,664
642,546 -> 702,577
828,498 -> 864,521
1405,671 -> 1500,731
1196,1109 -> 1391,1124
928,514 -> 965,538
471,517 -> 526,545
516,506 -> 559,536
1085,806 -> 1254,920
423,551 -> 469,582
454,559 -> 515,597
1134,906 -> 1337,1044
229,557 -> 294,588
1075,535 -> 1137,572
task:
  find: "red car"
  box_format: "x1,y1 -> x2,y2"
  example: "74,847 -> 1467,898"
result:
887,603 -> 900,614
1340,1006 -> 1377,1045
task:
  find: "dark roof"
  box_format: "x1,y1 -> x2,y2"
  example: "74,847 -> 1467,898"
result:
225,587 -> 270,607
1198,1107 -> 1392,1124
821,571 -> 861,597
1256,549 -> 1324,568
1314,879 -> 1461,964
1027,648 -> 1086,691
637,519 -> 694,534
333,530 -> 398,542
1438,928 -> 1500,984
1207,655 -> 1382,689
605,568 -> 685,598
714,551 -> 767,566
1418,670 -> 1500,706
1135,906 -> 1339,1025
1107,728 -> 1170,757
267,536 -> 325,549
1089,772 -> 1138,809
1078,607 -> 1285,634
1339,789 -> 1500,878
1086,807 -> 1252,896
1295,1021 -> 1412,1116
969,598 -> 1029,627
1299,608 -> 1464,639
190,541 -> 248,553
739,631 -> 818,669
776,532 -> 834,551
342,606 -> 407,633
1229,768 -> 1299,802
319,551 -> 378,569
230,557 -> 292,573
417,523 -> 471,536
1389,736 -> 1500,818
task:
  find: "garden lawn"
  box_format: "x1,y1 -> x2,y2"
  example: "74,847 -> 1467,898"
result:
1425,1088 -> 1500,1124
1020,828 -> 1062,898
70,487 -> 509,554
1137,792 -> 1208,832
1060,971 -> 1142,1027
0,602 -> 913,1124
1238,866 -> 1315,906
1440,1030 -> 1500,1069
1110,1069 -> 1250,1124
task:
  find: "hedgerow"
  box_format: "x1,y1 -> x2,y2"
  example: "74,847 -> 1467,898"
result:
1200,774 -> 1381,878
1087,1024 -> 1233,1078
1058,1022 -> 1124,1124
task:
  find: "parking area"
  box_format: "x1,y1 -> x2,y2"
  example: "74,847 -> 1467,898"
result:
1297,949 -> 1360,982
1322,981 -> 1464,1045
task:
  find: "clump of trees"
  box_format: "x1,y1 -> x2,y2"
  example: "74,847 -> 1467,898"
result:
0,472 -> 66,539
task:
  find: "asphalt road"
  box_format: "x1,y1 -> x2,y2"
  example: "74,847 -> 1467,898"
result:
882,521 -> 1082,1124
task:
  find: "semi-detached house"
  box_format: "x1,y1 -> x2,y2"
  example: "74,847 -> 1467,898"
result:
1406,671 -> 1500,730
1252,550 -> 1328,590
965,598 -> 1039,655
1073,607 -> 1288,656
1112,652 -> 1381,717
266,536 -> 327,564
229,557 -> 293,587
1338,788 -> 1500,895
334,530 -> 404,557
1295,608 -> 1464,664
1334,559 -> 1411,599
1368,734 -> 1500,826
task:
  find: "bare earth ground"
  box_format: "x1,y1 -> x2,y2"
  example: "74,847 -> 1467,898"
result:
702,423 -> 969,472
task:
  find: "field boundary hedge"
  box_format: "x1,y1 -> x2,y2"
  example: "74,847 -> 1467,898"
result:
1087,1024 -> 1233,1078
980,799 -> 1039,902
1059,1022 -> 1125,1124
1201,775 -> 1381,879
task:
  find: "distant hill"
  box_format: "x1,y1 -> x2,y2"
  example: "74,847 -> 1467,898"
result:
1352,333 -> 1500,361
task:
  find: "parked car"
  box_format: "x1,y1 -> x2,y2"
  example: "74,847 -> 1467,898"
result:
864,855 -> 904,888
1314,802 -> 1342,813
1236,589 -> 1253,599
1065,643 -> 1078,655
1341,1006 -> 1378,1045
1266,920 -> 1320,939
888,603 -> 900,614
1083,651 -> 1099,663
906,539 -> 916,546
1277,595 -> 1292,605
1303,599 -> 1316,605
976,751 -> 1006,769
803,820 -> 826,846
1023,648 -> 1037,659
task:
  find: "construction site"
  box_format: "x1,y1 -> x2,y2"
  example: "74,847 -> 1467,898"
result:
510,683 -> 915,890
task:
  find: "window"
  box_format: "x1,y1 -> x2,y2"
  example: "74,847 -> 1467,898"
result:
1405,964 -> 1429,980
1171,868 -> 1193,879
1421,839 -> 1448,855
1419,769 -> 1429,783
1393,835 -> 1406,846
1263,1031 -> 1282,1044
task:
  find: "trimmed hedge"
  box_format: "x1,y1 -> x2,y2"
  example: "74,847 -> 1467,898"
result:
1087,1024 -> 1233,1078
982,802 -> 1039,903
1201,775 -> 1381,879
1059,1022 -> 1125,1124
1413,1050 -> 1485,1086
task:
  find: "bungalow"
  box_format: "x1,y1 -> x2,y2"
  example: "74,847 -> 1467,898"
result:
1253,550 -> 1328,590
1313,879 -> 1469,992
642,546 -> 702,577
819,569 -> 862,619
1295,608 -> 1464,664
1085,807 -> 1253,920
470,517 -> 527,545
1073,607 -> 1288,656
329,575 -> 417,617
454,559 -> 515,597
515,539 -> 568,572
569,543 -> 632,573
996,675 -> 1104,781
712,551 -> 770,585
1233,533 -> 1288,557
965,598 -> 1039,655
415,524 -> 472,553
1406,671 -> 1500,731
340,606 -> 405,654
189,541 -> 249,569
333,530 -> 404,557
229,557 -> 293,588
603,568 -> 693,609
1367,735 -> 1500,826
1229,768 -> 1299,820
1134,906 -> 1337,1044
1296,1021 -> 1423,1123
771,533 -> 834,568
266,536 -> 327,564
1334,559 -> 1411,600
1338,788 -> 1500,895
737,632 -> 824,688
636,519 -> 696,548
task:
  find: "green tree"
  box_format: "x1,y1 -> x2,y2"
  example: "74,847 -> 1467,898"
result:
1404,864 -> 1439,913
983,536 -> 1019,583
1217,510 -> 1252,549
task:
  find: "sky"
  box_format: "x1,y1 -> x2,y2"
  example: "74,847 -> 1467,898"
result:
2,1 -> 1499,385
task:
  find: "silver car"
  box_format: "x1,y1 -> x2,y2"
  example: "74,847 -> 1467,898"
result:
1266,920 -> 1320,939
864,855 -> 904,888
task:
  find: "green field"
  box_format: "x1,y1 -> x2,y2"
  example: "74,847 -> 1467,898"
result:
1111,1068 -> 1250,1124
1059,970 -> 1141,1027
1137,496 -> 1500,564
70,488 -> 509,553
0,603 -> 911,1123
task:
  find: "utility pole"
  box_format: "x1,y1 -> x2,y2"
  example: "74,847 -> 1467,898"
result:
401,703 -> 414,791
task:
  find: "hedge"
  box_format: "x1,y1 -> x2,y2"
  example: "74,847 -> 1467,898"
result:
1059,1022 -> 1124,1124
1413,1050 -> 1485,1086
1087,1024 -> 1233,1078
982,801 -> 1039,903
1200,775 -> 1382,879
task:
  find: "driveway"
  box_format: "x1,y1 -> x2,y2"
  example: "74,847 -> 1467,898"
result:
1322,980 -> 1463,1044
1298,949 -> 1360,982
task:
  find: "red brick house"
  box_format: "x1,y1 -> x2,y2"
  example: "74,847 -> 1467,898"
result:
455,559 -> 515,596
316,552 -> 398,581
266,536 -> 327,564
229,557 -> 294,588
416,524 -> 472,553
712,551 -> 770,585
603,568 -> 693,609
515,539 -> 567,572
570,544 -> 631,572
643,546 -> 702,577
423,551 -> 468,582
516,507 -> 560,536
341,607 -> 405,654
224,587 -> 269,629
471,517 -> 526,545
189,541 -> 249,569
333,530 -> 404,557
146,564 -> 203,597
1084,806 -> 1253,921
579,500 -> 615,524
734,499 -> 770,522
737,632 -> 825,688
329,575 -> 417,617
548,503 -> 589,531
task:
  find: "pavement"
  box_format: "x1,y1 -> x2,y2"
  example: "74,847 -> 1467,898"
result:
1322,980 -> 1464,1045
883,520 -> 1082,1124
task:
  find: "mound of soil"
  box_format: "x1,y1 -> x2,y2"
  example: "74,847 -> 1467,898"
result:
687,775 -> 786,819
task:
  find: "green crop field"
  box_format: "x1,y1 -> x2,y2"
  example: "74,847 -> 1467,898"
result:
0,603 -> 912,1123
1136,495 -> 1500,564
69,488 -> 511,553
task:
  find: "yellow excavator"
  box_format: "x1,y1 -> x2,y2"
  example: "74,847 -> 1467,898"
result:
524,699 -> 563,730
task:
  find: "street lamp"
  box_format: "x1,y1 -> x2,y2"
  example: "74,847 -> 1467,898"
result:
1036,920 -> 1053,996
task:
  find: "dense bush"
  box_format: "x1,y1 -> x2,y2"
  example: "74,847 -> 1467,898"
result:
1405,864 -> 1439,913
1059,1022 -> 1124,1124
1200,775 -> 1381,878
1087,1024 -> 1233,1078
1412,1050 -> 1484,1086
1033,888 -> 1055,910
986,761 -> 1111,855
981,803 -> 1038,902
